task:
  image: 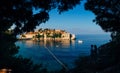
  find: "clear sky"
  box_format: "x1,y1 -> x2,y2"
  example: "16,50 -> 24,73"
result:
36,0 -> 109,35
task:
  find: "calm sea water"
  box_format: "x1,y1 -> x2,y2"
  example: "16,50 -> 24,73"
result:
16,34 -> 111,71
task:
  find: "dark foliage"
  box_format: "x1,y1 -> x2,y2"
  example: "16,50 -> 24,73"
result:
72,36 -> 120,73
0,0 -> 80,73
0,0 -> 80,34
70,0 -> 120,73
85,0 -> 120,32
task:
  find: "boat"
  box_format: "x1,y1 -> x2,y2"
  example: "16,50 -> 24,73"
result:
78,40 -> 83,43
56,45 -> 59,47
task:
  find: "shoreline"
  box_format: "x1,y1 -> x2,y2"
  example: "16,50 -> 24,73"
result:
18,38 -> 76,41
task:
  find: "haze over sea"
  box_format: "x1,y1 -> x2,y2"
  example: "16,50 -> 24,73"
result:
16,34 -> 111,71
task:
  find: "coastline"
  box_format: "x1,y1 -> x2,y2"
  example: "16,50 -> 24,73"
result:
18,37 -> 76,41
19,29 -> 76,40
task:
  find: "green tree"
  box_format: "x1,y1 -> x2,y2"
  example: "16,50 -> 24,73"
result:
85,0 -> 120,33
71,0 -> 120,73
21,34 -> 26,38
38,28 -> 43,32
0,0 -> 81,73
0,0 -> 80,34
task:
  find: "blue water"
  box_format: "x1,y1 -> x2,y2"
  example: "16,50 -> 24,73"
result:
16,34 -> 111,71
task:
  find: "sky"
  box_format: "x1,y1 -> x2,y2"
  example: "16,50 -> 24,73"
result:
36,1 -> 109,35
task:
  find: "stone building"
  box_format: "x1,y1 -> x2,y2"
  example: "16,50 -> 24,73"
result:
19,29 -> 75,40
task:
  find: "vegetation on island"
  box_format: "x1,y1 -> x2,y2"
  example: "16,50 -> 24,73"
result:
20,28 -> 73,41
35,29 -> 62,38
0,0 -> 120,73
35,33 -> 44,38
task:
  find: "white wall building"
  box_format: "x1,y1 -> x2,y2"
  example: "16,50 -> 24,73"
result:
20,29 -> 76,40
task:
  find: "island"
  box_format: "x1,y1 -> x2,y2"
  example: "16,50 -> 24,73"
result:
19,29 -> 76,40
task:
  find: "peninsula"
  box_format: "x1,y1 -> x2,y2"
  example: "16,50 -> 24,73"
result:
19,29 -> 75,40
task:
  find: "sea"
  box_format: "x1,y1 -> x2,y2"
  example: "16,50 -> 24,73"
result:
16,34 -> 111,71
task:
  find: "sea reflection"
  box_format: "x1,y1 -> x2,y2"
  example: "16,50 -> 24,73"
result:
23,40 -> 75,49
17,39 -> 76,71
16,35 -> 110,71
